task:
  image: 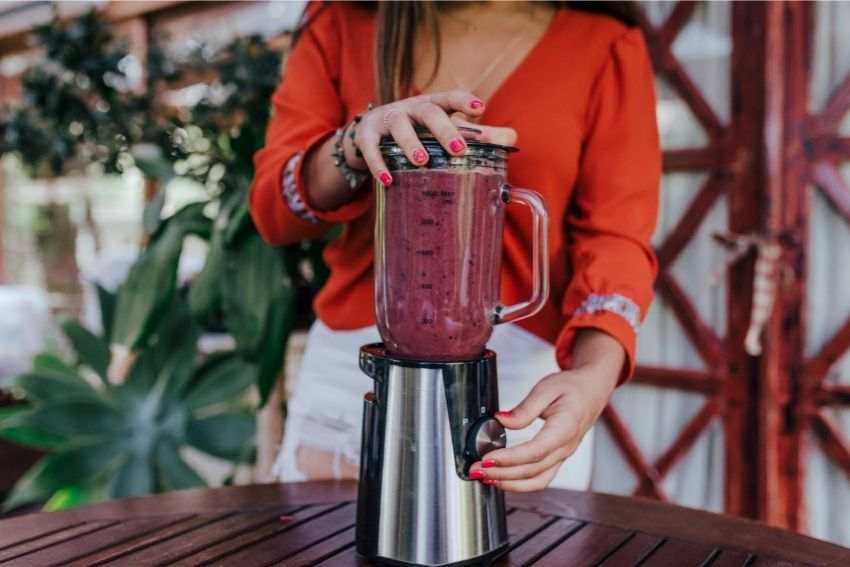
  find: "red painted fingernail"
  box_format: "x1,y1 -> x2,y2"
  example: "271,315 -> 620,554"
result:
412,149 -> 427,163
379,171 -> 393,185
470,99 -> 484,109
482,459 -> 497,468
449,138 -> 465,153
484,479 -> 498,486
495,411 -> 513,419
469,470 -> 485,480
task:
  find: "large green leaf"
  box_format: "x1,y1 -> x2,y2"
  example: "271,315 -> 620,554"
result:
142,184 -> 167,236
184,353 -> 255,410
0,405 -> 67,449
13,370 -> 100,403
155,438 -> 205,491
110,454 -> 155,499
223,200 -> 252,245
188,215 -> 227,323
96,284 -> 116,341
62,320 -> 110,380
186,412 -> 255,461
112,202 -> 208,350
32,353 -> 79,380
111,222 -> 183,350
4,400 -> 122,440
221,232 -> 286,356
122,297 -> 199,402
43,485 -> 94,512
3,443 -> 122,512
2,456 -> 54,512
254,293 -> 294,407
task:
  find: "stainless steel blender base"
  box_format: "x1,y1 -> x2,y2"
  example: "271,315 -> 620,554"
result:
356,344 -> 509,567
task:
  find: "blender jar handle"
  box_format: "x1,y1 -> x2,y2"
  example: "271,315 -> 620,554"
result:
494,184 -> 550,324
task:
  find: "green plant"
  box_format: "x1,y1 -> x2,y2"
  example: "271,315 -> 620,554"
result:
0,9 -> 328,509
111,32 -> 331,405
0,10 -> 173,177
0,287 -> 256,512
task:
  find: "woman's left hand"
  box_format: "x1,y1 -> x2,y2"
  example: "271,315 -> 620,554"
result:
468,330 -> 624,492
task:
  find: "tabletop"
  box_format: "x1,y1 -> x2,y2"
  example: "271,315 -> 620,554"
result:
0,481 -> 848,567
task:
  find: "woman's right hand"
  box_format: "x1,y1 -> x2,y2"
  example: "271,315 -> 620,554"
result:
343,89 -> 516,185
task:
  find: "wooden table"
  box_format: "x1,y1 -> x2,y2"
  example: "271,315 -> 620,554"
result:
0,481 -> 847,566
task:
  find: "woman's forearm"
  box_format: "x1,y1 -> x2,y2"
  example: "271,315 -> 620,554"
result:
569,328 -> 624,391
302,135 -> 358,212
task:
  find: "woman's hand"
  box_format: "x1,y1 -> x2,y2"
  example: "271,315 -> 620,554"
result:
345,89 -> 516,184
304,89 -> 516,211
468,329 -> 624,492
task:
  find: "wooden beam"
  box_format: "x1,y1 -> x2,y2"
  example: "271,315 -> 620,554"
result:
656,271 -> 725,368
663,147 -> 734,172
818,73 -> 850,134
0,1 -> 205,56
656,172 -> 727,269
758,0 -> 814,532
805,136 -> 850,162
808,160 -> 850,226
633,366 -> 723,395
804,316 -> 850,384
653,53 -> 726,141
816,384 -> 850,407
655,2 -> 698,52
810,411 -> 850,481
600,406 -> 666,501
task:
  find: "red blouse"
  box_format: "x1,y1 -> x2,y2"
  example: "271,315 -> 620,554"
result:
249,3 -> 661,381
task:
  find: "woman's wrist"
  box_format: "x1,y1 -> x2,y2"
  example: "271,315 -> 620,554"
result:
568,329 -> 624,388
342,121 -> 367,170
302,135 -> 359,212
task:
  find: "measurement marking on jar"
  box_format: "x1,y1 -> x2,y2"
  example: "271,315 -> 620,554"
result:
420,218 -> 435,226
422,190 -> 439,197
420,284 -> 433,289
421,317 -> 434,324
415,249 -> 434,256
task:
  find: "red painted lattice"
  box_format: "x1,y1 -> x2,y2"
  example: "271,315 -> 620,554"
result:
601,1 -> 734,504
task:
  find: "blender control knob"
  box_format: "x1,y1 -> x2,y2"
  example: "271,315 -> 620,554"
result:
468,417 -> 507,461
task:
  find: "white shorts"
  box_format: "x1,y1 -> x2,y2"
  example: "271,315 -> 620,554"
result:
273,320 -> 594,490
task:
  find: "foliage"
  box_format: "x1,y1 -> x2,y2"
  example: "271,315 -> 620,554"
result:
0,289 -> 255,512
0,10 -> 170,176
0,10 -> 329,406
0,9 -> 331,509
114,30 -> 330,406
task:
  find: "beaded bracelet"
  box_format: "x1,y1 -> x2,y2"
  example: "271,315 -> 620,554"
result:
331,105 -> 371,190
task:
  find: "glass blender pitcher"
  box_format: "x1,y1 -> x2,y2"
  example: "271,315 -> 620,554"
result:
374,130 -> 549,361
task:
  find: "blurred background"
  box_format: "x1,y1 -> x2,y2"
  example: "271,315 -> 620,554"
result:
0,0 -> 848,549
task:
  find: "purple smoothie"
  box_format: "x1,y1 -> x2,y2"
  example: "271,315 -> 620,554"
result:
375,168 -> 504,361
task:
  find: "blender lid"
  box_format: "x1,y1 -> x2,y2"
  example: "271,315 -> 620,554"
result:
379,125 -> 519,154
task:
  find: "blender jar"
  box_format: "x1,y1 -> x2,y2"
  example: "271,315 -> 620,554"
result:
374,131 -> 549,361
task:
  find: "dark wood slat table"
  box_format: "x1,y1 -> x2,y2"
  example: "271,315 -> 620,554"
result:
0,481 -> 847,566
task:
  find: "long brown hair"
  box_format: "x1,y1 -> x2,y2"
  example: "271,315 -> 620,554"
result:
295,2 -> 640,105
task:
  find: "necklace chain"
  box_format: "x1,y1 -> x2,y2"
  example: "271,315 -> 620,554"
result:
445,32 -> 529,95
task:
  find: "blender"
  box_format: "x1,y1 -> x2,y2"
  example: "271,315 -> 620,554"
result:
357,130 -> 549,566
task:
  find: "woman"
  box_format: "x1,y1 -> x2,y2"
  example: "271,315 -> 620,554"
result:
250,1 -> 660,492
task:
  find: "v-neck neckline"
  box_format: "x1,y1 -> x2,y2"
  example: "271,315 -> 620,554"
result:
478,8 -> 566,118
408,7 -> 566,115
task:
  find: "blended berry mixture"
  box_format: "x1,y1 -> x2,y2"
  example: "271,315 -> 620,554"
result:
375,168 -> 504,361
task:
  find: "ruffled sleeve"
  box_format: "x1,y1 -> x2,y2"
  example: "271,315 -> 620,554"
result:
554,28 -> 661,383
249,2 -> 373,246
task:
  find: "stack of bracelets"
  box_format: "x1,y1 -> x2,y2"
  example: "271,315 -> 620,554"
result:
330,104 -> 372,190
